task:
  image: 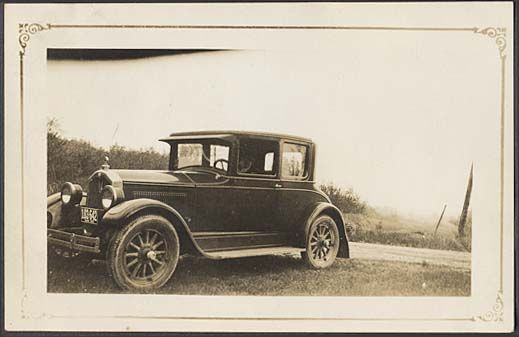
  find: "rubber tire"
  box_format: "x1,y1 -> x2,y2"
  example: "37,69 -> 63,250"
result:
107,214 -> 180,291
302,215 -> 340,269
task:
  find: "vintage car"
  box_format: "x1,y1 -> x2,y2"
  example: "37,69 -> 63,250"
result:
47,131 -> 350,290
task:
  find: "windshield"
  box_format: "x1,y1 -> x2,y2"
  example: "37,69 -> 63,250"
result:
172,141 -> 230,172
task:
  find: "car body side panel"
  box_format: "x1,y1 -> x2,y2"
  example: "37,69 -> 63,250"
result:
227,177 -> 280,232
191,180 -> 237,232
122,183 -> 195,226
276,181 -> 329,241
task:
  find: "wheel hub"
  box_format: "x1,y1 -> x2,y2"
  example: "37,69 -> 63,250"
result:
315,235 -> 330,249
146,250 -> 157,260
138,246 -> 157,262
321,238 -> 330,249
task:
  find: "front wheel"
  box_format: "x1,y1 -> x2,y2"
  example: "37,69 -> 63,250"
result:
107,215 -> 180,291
302,215 -> 340,269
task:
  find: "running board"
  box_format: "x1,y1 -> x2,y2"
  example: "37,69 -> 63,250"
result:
193,231 -> 289,252
204,246 -> 304,259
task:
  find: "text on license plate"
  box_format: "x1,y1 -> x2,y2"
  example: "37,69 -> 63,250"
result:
81,207 -> 99,224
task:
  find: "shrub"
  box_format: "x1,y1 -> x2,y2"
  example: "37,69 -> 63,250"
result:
319,183 -> 366,214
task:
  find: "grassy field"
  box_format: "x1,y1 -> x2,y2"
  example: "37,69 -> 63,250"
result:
344,211 -> 469,252
48,254 -> 470,296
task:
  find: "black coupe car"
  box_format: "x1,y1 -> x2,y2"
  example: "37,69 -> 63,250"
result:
47,131 -> 350,290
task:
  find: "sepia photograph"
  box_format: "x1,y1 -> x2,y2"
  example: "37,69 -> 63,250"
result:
3,2 -> 514,333
46,48 -> 473,296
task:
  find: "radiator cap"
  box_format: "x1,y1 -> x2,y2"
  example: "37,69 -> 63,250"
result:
101,156 -> 110,170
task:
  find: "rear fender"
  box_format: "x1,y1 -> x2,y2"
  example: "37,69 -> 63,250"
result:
102,198 -> 209,257
299,202 -> 350,258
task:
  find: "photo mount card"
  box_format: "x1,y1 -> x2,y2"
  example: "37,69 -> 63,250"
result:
2,2 -> 515,333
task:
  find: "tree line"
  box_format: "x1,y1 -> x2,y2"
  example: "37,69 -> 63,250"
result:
47,119 -> 168,194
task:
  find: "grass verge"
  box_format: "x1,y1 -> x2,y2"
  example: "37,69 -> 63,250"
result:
48,254 -> 470,296
349,228 -> 466,251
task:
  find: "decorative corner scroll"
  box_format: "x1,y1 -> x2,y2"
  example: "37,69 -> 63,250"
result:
473,27 -> 507,58
474,291 -> 504,322
18,23 -> 51,57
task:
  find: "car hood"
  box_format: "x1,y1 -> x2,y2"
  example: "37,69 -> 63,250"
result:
113,169 -> 223,185
113,169 -> 193,185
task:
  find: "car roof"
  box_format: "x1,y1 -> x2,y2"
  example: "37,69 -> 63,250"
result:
160,130 -> 313,143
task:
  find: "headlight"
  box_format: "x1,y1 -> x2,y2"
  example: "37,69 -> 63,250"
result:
61,182 -> 83,205
101,185 -> 118,210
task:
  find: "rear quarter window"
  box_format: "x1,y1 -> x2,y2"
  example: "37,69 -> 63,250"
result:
281,143 -> 308,180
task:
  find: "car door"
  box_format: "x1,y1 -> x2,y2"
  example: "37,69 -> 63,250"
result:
188,142 -> 235,233
192,137 -> 286,251
230,175 -> 279,232
230,137 -> 280,232
276,141 -> 323,235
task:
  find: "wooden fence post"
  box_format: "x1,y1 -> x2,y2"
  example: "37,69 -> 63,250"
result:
434,204 -> 447,236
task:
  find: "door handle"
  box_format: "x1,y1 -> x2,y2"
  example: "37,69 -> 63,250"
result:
274,183 -> 283,188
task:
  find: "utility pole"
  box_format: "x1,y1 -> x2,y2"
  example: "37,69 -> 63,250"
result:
458,164 -> 473,238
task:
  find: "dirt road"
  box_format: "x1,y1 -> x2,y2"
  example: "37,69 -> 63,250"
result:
348,242 -> 471,270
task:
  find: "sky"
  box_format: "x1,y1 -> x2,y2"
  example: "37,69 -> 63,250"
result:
47,38 -> 499,218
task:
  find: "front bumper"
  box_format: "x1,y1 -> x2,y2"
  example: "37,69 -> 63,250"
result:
48,228 -> 101,253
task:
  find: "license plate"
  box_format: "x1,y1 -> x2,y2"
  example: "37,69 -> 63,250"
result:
81,207 -> 99,225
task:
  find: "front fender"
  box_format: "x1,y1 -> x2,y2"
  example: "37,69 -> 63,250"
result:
47,193 -> 63,228
101,198 -> 210,258
102,198 -> 179,225
47,192 -> 83,228
47,192 -> 61,207
299,202 -> 350,258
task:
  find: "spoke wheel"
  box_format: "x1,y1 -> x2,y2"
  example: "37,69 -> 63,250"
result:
302,215 -> 340,269
107,215 -> 179,291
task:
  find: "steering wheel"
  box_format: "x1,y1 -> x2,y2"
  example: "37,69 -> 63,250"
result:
239,159 -> 253,173
213,159 -> 229,171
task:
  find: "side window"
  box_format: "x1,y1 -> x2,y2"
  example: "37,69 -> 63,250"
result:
209,145 -> 230,172
282,143 -> 308,180
264,152 -> 274,172
238,139 -> 278,176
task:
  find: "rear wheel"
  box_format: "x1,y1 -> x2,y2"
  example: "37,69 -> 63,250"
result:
107,215 -> 180,291
302,215 -> 340,269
